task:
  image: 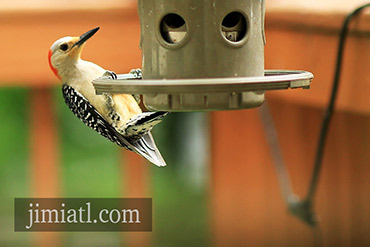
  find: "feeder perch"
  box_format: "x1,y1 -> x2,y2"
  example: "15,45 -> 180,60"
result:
93,0 -> 313,111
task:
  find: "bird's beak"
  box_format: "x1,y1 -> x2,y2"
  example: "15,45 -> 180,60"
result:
73,27 -> 100,48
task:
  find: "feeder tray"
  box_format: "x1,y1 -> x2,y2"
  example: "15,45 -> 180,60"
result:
93,70 -> 313,111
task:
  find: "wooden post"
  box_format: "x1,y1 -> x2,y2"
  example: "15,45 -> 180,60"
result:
29,87 -> 60,247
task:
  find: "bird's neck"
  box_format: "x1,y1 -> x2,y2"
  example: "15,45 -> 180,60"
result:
57,57 -> 79,83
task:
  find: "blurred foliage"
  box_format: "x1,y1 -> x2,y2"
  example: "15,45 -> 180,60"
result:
0,88 -> 30,246
151,166 -> 209,247
0,87 -> 209,247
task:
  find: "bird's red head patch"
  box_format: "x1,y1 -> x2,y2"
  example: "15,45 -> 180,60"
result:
48,49 -> 61,80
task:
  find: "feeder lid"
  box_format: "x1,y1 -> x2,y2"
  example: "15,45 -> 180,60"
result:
93,70 -> 313,111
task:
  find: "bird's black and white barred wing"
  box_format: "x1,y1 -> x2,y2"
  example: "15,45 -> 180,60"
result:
62,84 -> 166,167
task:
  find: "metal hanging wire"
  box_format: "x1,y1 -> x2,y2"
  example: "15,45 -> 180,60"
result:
260,3 -> 370,226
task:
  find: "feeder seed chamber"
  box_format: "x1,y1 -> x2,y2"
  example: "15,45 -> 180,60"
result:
93,0 -> 313,111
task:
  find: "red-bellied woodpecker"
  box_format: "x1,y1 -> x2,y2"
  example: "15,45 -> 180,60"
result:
48,27 -> 167,167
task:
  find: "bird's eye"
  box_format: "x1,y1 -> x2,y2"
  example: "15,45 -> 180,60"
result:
60,44 -> 69,51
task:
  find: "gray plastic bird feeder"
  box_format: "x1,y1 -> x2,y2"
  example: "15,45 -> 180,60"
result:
93,0 -> 313,111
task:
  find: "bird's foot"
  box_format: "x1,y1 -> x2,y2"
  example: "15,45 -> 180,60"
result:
103,70 -> 118,80
129,68 -> 142,79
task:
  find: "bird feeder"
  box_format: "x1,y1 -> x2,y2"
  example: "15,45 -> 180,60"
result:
93,0 -> 313,111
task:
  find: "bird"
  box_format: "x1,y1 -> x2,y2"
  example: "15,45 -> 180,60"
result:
48,27 -> 168,167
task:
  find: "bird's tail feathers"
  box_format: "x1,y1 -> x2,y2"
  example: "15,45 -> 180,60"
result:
129,132 -> 167,167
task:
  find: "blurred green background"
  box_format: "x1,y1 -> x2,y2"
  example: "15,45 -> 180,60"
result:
0,87 -> 210,247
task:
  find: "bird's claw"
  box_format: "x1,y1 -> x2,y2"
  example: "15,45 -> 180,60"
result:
129,69 -> 142,103
129,68 -> 142,79
103,70 -> 118,80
